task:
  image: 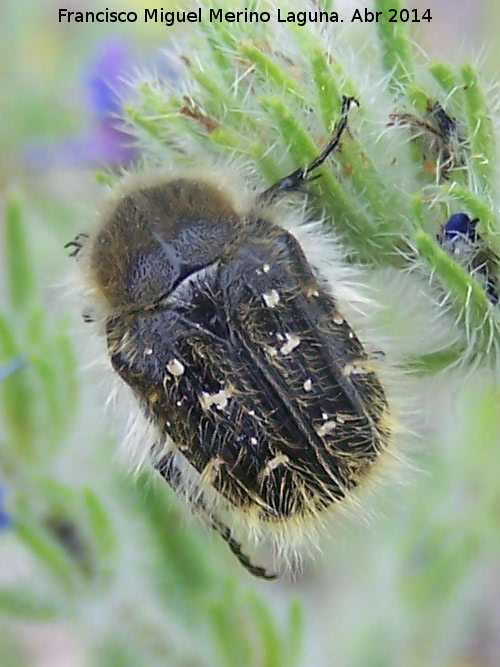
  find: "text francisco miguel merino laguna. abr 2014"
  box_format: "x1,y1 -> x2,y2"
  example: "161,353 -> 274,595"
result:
58,7 -> 433,26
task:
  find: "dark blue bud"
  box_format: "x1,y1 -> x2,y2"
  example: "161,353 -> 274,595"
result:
437,213 -> 499,306
442,213 -> 478,242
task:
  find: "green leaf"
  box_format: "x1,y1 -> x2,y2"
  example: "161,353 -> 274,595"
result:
286,599 -> 304,667
83,487 -> 117,568
414,230 -> 499,360
0,586 -> 59,619
4,198 -> 34,311
30,353 -> 60,442
122,106 -> 165,140
245,591 -> 285,667
131,473 -> 215,598
375,0 -> 414,94
53,325 -> 78,419
403,345 -> 466,373
14,515 -> 80,590
310,46 -> 342,131
239,42 -> 303,100
207,583 -> 253,667
0,313 -> 33,457
461,63 -> 496,193
428,61 -> 459,95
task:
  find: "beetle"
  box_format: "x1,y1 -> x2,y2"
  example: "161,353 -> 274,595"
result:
67,96 -> 395,578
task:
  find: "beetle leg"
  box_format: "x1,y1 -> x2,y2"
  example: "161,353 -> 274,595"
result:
259,95 -> 359,202
155,452 -> 280,580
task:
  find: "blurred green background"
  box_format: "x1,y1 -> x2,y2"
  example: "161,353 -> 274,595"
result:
2,1 -> 500,666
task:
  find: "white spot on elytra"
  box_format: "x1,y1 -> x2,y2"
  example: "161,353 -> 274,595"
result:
333,315 -> 344,326
250,437 -> 258,445
303,378 -> 313,392
321,412 -> 329,421
145,348 -> 153,355
166,358 -> 185,377
199,386 -> 233,411
263,263 -> 271,273
305,286 -> 319,298
262,289 -> 280,308
316,420 -> 337,437
342,360 -> 371,376
280,333 -> 301,355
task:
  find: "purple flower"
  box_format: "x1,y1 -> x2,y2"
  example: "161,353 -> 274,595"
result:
78,39 -> 138,165
0,357 -> 22,529
87,40 -> 131,118
0,486 -> 11,530
25,39 -> 138,168
0,357 -> 25,383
